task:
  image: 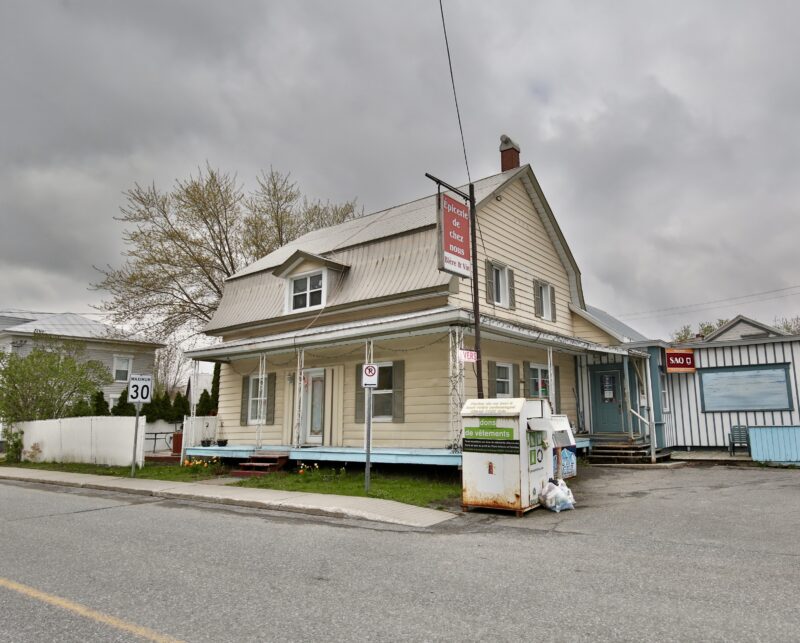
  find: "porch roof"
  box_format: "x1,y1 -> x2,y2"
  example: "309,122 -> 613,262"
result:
186,306 -> 646,361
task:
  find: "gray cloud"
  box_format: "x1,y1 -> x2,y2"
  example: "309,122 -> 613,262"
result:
1,1 -> 799,338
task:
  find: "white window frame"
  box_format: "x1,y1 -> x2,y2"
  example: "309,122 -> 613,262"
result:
495,362 -> 513,398
660,371 -> 670,413
112,355 -> 133,383
527,363 -> 550,400
286,268 -> 326,313
248,375 -> 268,425
491,263 -> 509,308
535,281 -> 554,321
371,362 -> 394,422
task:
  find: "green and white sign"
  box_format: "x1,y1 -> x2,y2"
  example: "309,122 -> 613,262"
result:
463,418 -> 518,454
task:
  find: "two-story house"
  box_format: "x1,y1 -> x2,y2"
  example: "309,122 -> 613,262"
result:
0,310 -> 162,408
185,137 -> 656,465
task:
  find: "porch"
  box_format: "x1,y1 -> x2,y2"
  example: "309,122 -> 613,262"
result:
185,438 -> 591,467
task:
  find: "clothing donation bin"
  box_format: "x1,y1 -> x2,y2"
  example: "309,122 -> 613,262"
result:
461,398 -> 576,516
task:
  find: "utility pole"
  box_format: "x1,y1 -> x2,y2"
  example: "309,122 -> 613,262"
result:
425,173 -> 484,398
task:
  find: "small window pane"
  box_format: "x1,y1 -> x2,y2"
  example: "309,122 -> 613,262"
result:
309,290 -> 322,306
293,293 -> 306,309
496,365 -> 509,379
250,399 -> 259,419
293,277 -> 307,294
530,375 -> 540,397
377,365 -> 393,390
373,392 -> 393,417
496,380 -> 509,395
309,273 -> 323,289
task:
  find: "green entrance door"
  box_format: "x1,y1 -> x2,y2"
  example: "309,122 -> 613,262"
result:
591,369 -> 624,433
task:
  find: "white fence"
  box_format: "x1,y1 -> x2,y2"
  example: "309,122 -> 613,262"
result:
16,417 -> 145,467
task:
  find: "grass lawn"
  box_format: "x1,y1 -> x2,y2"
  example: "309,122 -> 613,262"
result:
236,465 -> 462,509
0,460 -> 220,482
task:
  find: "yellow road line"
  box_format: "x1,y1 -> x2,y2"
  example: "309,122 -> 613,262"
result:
0,577 -> 185,643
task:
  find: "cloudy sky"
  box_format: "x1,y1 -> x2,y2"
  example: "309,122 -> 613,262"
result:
2,0 -> 799,340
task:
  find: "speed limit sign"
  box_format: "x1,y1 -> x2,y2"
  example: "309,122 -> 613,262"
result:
362,364 -> 378,388
128,373 -> 153,404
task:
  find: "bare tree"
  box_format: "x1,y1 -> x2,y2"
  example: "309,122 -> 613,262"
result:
153,341 -> 190,397
774,315 -> 800,334
94,164 -> 358,339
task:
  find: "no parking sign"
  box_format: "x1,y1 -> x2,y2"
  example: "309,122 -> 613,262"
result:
362,364 -> 378,388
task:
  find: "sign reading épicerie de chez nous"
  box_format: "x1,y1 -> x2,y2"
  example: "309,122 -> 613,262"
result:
437,193 -> 471,277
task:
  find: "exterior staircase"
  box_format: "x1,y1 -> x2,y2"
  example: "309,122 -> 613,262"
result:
588,434 -> 671,464
230,451 -> 290,478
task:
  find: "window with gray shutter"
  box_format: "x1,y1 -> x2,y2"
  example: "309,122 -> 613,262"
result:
355,364 -> 364,422
487,361 -> 497,398
240,375 -> 250,426
485,260 -> 494,304
549,284 -> 557,322
533,280 -> 544,317
266,372 -> 276,424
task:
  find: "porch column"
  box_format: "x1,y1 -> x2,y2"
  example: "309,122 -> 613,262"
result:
256,353 -> 267,449
448,326 -> 465,451
292,348 -> 304,447
547,347 -> 555,412
644,355 -> 657,463
622,355 -> 634,440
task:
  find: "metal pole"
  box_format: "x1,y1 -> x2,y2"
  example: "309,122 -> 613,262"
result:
365,387 -> 372,493
469,182 -> 484,398
130,403 -> 141,478
365,340 -> 373,493
644,355 -> 658,464
622,355 -> 634,440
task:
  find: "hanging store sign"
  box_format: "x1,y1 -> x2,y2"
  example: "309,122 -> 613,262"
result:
459,348 -> 477,363
665,348 -> 695,373
437,193 -> 472,278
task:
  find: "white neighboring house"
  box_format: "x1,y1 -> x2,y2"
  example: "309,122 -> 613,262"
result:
0,310 -> 163,408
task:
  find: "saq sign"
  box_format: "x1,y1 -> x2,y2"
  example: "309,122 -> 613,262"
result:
665,348 -> 695,373
437,194 -> 472,277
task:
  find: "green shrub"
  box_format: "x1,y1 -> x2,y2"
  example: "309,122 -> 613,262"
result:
2,427 -> 24,463
91,391 -> 110,416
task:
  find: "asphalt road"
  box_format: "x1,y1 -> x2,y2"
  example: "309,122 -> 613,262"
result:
0,465 -> 798,642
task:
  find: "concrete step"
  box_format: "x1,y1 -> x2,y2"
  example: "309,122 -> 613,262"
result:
145,454 -> 181,464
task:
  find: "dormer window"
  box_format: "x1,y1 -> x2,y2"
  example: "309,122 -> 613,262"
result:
290,271 -> 324,311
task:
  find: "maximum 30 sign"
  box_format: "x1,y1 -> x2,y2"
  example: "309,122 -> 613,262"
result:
128,374 -> 153,404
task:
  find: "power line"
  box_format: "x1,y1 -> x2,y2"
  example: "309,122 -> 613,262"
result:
618,284 -> 800,319
438,0 -> 471,183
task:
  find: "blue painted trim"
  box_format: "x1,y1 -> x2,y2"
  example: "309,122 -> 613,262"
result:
748,426 -> 800,463
184,445 -> 463,466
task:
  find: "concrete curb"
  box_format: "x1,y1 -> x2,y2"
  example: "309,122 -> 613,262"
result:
0,468 -> 456,528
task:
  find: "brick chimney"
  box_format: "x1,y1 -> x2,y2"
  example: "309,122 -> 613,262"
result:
499,134 -> 520,172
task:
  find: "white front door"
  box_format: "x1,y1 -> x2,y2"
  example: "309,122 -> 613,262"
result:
301,368 -> 325,445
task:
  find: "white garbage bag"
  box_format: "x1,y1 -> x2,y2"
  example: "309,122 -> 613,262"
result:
539,479 -> 575,512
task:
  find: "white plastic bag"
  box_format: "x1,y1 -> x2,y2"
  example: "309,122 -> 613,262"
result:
539,479 -> 575,512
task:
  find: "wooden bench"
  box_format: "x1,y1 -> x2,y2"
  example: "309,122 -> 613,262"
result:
729,425 -> 750,456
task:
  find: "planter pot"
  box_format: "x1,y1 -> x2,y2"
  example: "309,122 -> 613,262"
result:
216,439 -> 228,447
171,432 -> 183,455
200,439 -> 213,447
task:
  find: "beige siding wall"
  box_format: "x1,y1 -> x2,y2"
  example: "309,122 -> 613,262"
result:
221,295 -> 451,343
462,338 -> 577,426
571,315 -> 618,346
449,178 -> 574,335
217,334 -> 580,448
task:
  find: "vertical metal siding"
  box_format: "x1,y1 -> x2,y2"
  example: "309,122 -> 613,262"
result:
749,427 -> 800,463
667,339 -> 800,447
